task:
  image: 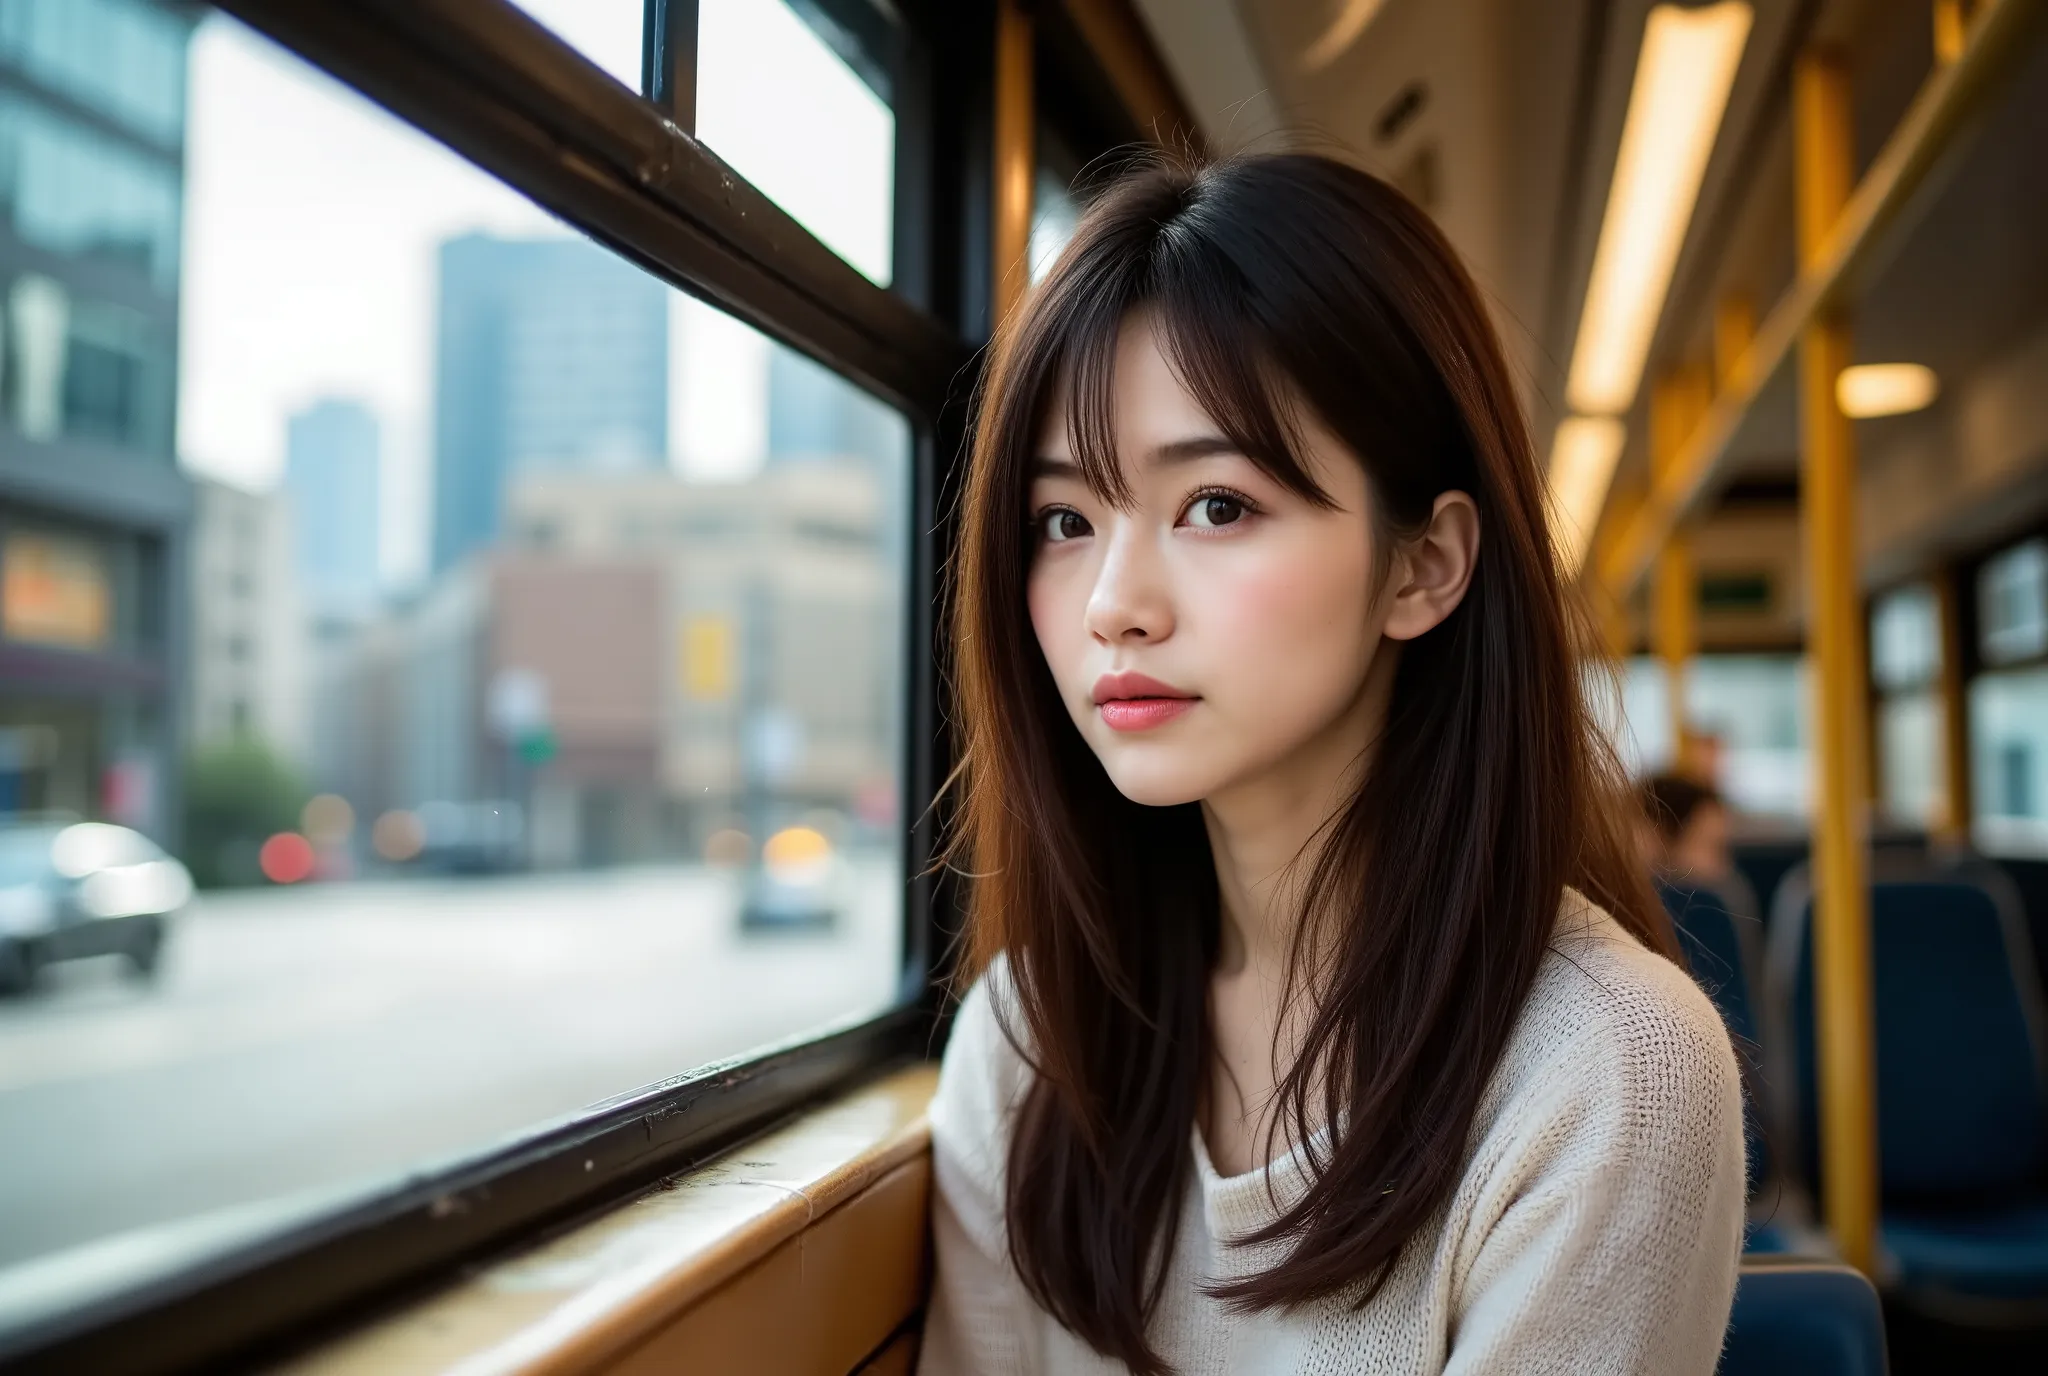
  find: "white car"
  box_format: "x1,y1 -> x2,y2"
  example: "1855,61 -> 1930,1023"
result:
0,821 -> 193,994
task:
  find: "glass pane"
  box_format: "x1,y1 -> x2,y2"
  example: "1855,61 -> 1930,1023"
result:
1687,655 -> 1809,819
505,0 -> 645,91
1030,127 -> 1085,285
1979,537 -> 2048,666
1971,666 -> 2048,854
1878,689 -> 1941,828
697,0 -> 895,285
1870,582 -> 1939,692
1608,655 -> 1672,776
1031,164 -> 1082,284
0,11 -> 909,1303
0,0 -> 188,144
1605,655 -> 1810,819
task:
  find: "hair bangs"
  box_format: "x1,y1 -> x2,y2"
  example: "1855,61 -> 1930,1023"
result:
1026,215 -> 1338,514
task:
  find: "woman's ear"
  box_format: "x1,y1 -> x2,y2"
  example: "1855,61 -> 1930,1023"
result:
1383,491 -> 1480,642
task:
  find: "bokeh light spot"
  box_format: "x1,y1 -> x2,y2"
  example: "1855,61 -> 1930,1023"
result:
704,828 -> 751,867
259,832 -> 317,885
371,810 -> 425,863
301,793 -> 356,846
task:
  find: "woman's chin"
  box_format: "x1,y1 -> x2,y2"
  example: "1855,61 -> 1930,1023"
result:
1097,756 -> 1224,810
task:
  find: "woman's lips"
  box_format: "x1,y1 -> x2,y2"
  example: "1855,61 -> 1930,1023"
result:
1091,672 -> 1197,732
1099,697 -> 1196,731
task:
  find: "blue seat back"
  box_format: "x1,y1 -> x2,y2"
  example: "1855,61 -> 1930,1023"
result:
1721,1260 -> 1887,1375
1663,882 -> 1771,1193
1785,879 -> 2048,1197
1667,883 -> 1762,1046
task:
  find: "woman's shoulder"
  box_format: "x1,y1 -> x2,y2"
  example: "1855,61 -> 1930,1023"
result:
1493,891 -> 1742,1134
928,954 -> 1037,1181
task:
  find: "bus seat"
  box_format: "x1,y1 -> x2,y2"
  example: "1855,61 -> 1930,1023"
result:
1721,1258 -> 1888,1376
1730,840 -> 1809,940
1661,879 -> 1776,1199
1768,865 -> 2048,1305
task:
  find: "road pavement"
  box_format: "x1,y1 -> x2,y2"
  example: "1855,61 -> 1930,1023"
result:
0,861 -> 902,1275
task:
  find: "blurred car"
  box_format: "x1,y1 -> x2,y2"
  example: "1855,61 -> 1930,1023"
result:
0,821 -> 193,994
739,824 -> 844,932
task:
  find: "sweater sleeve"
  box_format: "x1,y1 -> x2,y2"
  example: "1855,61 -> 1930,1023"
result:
918,960 -> 1044,1376
1442,950 -> 1748,1376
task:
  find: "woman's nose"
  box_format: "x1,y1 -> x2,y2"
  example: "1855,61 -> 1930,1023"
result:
1083,526 -> 1175,644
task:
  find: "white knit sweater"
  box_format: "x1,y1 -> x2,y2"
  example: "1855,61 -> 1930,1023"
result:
919,896 -> 1747,1375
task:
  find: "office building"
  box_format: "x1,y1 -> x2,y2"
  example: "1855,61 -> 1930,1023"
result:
187,477 -> 304,758
0,0 -> 198,840
430,234 -> 669,573
285,398 -> 381,621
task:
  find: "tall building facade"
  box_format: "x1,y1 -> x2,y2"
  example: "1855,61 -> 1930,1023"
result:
187,477 -> 303,759
431,234 -> 669,573
0,0 -> 198,839
765,343 -> 902,471
285,397 -> 380,620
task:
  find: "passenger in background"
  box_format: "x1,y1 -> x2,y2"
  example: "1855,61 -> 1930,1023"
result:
1640,771 -> 1736,886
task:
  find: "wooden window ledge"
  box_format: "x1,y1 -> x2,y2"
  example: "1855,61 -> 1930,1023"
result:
283,1064 -> 938,1376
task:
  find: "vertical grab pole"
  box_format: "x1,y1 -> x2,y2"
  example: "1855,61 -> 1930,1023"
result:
1650,375 -> 1702,772
1593,485 -> 1643,664
993,0 -> 1035,326
1794,45 -> 1881,1276
1936,566 -> 1975,847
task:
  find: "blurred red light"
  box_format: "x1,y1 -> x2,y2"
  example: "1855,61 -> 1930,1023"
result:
260,832 -> 316,885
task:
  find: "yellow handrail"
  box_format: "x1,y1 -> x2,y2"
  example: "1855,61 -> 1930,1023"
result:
1595,0 -> 2045,599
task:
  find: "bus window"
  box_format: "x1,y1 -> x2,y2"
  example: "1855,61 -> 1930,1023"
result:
696,0 -> 897,286
1871,583 -> 1943,830
505,0 -> 644,91
1617,654 -> 1810,819
0,5 -> 910,1294
1972,540 -> 2048,855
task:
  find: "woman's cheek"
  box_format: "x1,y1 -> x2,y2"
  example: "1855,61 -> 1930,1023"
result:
1206,544 -> 1357,651
1027,564 -> 1087,700
1198,544 -> 1373,708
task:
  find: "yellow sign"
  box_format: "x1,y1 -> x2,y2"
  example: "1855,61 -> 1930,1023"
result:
3,533 -> 109,650
682,614 -> 733,701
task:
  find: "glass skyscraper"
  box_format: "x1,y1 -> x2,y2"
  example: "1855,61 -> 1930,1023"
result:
431,233 -> 669,574
286,398 -> 381,621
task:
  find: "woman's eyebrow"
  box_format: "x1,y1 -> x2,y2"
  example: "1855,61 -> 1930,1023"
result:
1030,437 -> 1237,480
1151,435 -> 1241,465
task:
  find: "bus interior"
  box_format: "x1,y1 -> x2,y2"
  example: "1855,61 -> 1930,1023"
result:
0,0 -> 2045,1372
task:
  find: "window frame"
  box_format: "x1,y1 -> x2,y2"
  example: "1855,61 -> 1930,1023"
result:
0,0 -> 990,1368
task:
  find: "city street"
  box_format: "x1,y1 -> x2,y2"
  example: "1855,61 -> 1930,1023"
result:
0,862 -> 902,1276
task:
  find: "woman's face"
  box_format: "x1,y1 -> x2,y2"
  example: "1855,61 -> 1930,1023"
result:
1025,313 -> 1416,809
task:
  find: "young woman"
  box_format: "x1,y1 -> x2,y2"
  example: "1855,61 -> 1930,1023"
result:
922,154 -> 1746,1375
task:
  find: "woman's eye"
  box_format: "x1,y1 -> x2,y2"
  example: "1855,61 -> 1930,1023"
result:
1183,494 -> 1247,529
1040,509 -> 1091,543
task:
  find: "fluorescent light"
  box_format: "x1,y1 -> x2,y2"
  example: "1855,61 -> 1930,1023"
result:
1547,416 -> 1628,574
1566,2 -> 1753,416
1837,363 -> 1938,418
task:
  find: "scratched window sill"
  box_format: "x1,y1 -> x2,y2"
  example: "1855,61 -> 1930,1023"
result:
280,1064 -> 937,1376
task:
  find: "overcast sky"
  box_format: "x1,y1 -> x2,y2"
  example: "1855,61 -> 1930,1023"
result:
177,0 -> 892,589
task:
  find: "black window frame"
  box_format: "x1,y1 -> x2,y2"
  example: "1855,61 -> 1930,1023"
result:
0,0 -> 997,1369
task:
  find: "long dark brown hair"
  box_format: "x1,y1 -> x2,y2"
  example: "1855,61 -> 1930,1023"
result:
945,152 -> 1671,1374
